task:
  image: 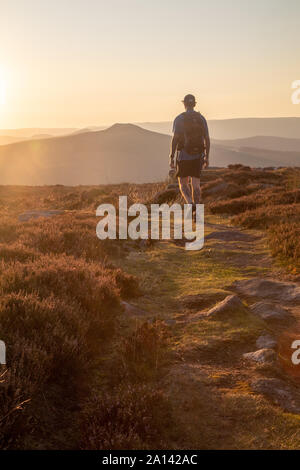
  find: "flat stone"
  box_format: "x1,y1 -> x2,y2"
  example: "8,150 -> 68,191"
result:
180,292 -> 228,310
19,210 -> 64,222
251,378 -> 300,414
206,294 -> 245,317
230,278 -> 300,304
250,301 -> 289,321
243,348 -> 276,364
256,334 -> 277,349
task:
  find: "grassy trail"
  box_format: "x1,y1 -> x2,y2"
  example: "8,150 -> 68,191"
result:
119,214 -> 300,449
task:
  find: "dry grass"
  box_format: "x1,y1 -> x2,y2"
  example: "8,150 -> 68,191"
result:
232,204 -> 300,229
0,255 -> 125,447
1,168 -> 299,448
206,167 -> 300,273
0,185 -> 146,448
210,189 -> 300,216
269,222 -> 300,272
81,384 -> 170,450
0,182 -> 175,450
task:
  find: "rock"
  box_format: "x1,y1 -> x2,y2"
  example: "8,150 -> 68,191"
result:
180,292 -> 228,311
18,210 -> 64,222
230,278 -> 300,304
206,295 -> 245,317
206,230 -> 256,242
250,301 -> 289,321
121,301 -> 149,317
243,348 -> 276,364
256,334 -> 277,349
251,378 -> 300,414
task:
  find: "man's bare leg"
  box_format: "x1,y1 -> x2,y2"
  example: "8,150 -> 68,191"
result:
178,176 -> 193,204
191,177 -> 201,204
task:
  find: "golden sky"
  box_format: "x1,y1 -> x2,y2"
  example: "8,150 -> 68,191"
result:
1,0 -> 300,128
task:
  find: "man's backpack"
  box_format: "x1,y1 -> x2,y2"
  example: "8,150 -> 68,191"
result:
183,112 -> 205,155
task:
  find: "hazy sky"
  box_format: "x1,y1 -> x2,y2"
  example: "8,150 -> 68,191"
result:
1,0 -> 300,128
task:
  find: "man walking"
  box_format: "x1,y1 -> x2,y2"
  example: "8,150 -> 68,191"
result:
169,94 -> 210,209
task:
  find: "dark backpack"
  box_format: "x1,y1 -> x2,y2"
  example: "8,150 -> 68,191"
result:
182,112 -> 205,155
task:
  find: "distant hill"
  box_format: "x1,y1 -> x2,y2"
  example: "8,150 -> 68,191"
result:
0,123 -> 298,185
0,136 -> 24,146
31,134 -> 54,140
213,135 -> 300,152
1,117 -> 300,142
71,126 -> 106,135
0,128 -> 76,138
210,144 -> 299,168
0,124 -> 170,185
137,122 -> 172,135
139,117 -> 300,140
0,132 -> 71,146
211,135 -> 300,167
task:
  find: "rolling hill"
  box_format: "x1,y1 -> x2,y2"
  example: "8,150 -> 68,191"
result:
0,128 -> 77,138
210,144 -> 299,168
0,129 -> 79,147
0,124 -> 170,185
0,123 -> 298,185
0,136 -> 25,146
211,135 -> 300,167
214,135 -> 300,152
2,116 -> 300,143
140,117 -> 300,140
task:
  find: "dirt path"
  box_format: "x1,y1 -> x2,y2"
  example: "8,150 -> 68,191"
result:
121,214 -> 300,449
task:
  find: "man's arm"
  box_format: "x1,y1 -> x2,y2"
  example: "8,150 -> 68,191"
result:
169,133 -> 180,168
202,116 -> 210,167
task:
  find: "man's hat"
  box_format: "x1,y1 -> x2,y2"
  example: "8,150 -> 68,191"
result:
182,94 -> 196,105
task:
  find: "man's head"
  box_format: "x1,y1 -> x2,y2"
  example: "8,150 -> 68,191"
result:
182,94 -> 196,110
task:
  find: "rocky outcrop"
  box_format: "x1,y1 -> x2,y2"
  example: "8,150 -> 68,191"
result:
250,301 -> 289,321
256,334 -> 277,349
180,292 -> 228,311
243,348 -> 276,364
206,295 -> 245,317
251,378 -> 300,414
230,278 -> 300,304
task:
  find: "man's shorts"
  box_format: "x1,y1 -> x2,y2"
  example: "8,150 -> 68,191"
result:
176,157 -> 203,178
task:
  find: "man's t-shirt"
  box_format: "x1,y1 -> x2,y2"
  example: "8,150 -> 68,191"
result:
172,110 -> 209,161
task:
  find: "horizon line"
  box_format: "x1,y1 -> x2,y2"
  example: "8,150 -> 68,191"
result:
1,115 -> 300,132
